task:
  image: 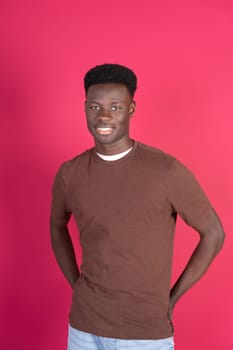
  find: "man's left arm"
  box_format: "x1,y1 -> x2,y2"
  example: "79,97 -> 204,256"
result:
169,209 -> 225,317
166,159 -> 225,318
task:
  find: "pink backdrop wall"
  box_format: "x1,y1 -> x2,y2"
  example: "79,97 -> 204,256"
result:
1,1 -> 232,349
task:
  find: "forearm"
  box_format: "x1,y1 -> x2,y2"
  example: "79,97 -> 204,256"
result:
50,224 -> 80,288
170,231 -> 224,309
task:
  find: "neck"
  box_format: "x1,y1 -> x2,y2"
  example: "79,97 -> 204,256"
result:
94,138 -> 133,155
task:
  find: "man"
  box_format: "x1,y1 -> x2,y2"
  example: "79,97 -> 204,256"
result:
50,64 -> 225,350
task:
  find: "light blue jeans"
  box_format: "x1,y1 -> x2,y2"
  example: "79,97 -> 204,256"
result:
68,325 -> 174,350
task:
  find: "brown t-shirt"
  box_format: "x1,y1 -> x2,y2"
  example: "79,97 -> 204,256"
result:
51,141 -> 214,339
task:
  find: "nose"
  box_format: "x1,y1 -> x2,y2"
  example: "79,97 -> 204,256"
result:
97,107 -> 113,121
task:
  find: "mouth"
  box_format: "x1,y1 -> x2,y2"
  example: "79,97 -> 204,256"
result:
95,127 -> 114,135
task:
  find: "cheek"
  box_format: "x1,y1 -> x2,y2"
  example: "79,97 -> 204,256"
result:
86,114 -> 94,124
86,118 -> 93,131
121,114 -> 131,124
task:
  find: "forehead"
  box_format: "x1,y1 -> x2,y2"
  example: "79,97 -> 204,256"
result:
86,83 -> 131,102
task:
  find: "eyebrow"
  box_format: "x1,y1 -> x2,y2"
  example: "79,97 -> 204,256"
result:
88,99 -> 124,104
87,101 -> 124,105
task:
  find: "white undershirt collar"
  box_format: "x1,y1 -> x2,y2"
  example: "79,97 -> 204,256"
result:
96,147 -> 133,161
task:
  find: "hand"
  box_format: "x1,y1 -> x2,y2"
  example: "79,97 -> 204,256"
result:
167,301 -> 174,321
167,301 -> 175,333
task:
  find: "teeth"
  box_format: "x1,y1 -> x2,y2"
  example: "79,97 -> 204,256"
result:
96,127 -> 113,135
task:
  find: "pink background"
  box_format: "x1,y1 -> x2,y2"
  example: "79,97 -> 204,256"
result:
0,1 -> 232,349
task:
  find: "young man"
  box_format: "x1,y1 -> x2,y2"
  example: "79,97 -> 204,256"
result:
50,64 -> 225,350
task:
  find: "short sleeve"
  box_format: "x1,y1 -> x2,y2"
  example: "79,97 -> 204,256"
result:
166,159 -> 215,232
50,165 -> 71,227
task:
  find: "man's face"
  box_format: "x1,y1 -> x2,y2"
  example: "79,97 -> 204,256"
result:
85,83 -> 135,152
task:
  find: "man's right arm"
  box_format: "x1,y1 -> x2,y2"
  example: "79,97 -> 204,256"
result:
50,166 -> 80,289
50,221 -> 80,289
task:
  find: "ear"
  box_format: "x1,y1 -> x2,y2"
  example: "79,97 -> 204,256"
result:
129,101 -> 136,117
84,100 -> 87,111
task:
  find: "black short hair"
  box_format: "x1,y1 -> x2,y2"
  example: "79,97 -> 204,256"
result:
84,63 -> 137,98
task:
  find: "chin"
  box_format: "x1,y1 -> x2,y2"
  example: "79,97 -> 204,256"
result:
95,137 -> 115,145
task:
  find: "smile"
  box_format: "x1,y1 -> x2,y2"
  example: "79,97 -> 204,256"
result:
95,127 -> 114,135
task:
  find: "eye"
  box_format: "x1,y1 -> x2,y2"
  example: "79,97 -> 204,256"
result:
111,105 -> 121,111
89,105 -> 100,111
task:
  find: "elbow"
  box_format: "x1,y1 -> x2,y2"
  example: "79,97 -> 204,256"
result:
50,215 -> 67,231
200,227 -> 225,255
206,228 -> 225,254
215,229 -> 225,253
50,218 -> 68,242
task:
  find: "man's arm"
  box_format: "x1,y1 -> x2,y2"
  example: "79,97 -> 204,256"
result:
166,159 -> 225,319
50,221 -> 80,289
50,165 -> 80,289
169,211 -> 225,318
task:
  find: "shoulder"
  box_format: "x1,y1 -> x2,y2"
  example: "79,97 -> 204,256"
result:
57,148 -> 93,180
136,142 -> 177,170
135,142 -> 197,181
